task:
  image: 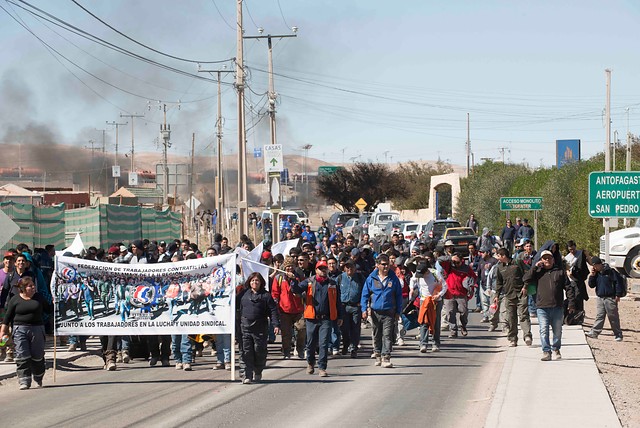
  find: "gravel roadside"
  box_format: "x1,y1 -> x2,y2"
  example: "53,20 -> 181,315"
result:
582,279 -> 640,428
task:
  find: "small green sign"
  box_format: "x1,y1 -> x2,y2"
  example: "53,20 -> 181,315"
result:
318,166 -> 342,175
588,171 -> 640,218
500,197 -> 543,211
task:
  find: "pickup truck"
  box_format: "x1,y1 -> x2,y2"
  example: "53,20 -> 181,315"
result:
600,218 -> 640,278
367,211 -> 400,240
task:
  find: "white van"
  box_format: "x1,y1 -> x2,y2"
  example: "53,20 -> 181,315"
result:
368,211 -> 400,239
261,210 -> 301,226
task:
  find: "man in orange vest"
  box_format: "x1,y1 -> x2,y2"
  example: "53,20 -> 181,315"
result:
290,260 -> 344,378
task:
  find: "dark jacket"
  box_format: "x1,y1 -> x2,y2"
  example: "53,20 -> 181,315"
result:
523,265 -> 574,309
516,225 -> 535,240
239,288 -> 280,328
338,271 -> 365,306
291,276 -> 345,319
495,259 -> 525,300
500,226 -> 516,242
588,264 -> 625,298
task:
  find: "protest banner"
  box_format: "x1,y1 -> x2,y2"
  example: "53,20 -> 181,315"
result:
52,254 -> 236,335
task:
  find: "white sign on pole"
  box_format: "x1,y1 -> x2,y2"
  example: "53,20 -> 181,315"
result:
264,144 -> 284,173
0,210 -> 20,248
188,195 -> 202,212
112,165 -> 121,178
128,172 -> 139,186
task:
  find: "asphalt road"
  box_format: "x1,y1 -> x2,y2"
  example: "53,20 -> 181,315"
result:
0,312 -> 507,428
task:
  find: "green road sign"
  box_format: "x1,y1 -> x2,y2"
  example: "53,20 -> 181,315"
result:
318,166 -> 342,175
500,197 -> 543,211
588,171 -> 640,218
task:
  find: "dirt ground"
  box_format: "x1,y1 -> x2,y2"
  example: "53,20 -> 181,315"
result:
582,279 -> 640,428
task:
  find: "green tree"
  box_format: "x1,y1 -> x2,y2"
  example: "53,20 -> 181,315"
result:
391,161 -> 453,210
316,162 -> 397,212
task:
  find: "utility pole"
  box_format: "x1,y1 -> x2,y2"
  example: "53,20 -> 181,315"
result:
190,133 -> 197,244
120,112 -> 144,178
604,68 -> 612,265
498,147 -> 509,164
626,107 -> 632,172
302,144 -> 312,202
96,128 -> 108,194
244,31 -> 297,243
152,101 -> 180,207
106,120 -> 127,193
466,113 -> 471,176
235,0 -> 249,236
197,68 -> 233,239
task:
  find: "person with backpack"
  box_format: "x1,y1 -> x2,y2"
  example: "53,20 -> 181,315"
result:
564,240 -> 590,324
586,257 -> 624,342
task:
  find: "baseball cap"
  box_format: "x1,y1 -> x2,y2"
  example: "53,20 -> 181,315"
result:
120,245 -> 128,252
315,260 -> 328,269
540,250 -> 553,258
351,248 -> 360,256
261,251 -> 272,260
108,246 -> 119,254
3,251 -> 15,259
444,240 -> 455,247
590,256 -> 603,265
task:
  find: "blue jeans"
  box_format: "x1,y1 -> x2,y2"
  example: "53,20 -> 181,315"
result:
528,294 -> 537,315
305,319 -> 332,370
171,334 -> 193,363
215,334 -> 232,363
537,306 -> 563,353
330,321 -> 341,351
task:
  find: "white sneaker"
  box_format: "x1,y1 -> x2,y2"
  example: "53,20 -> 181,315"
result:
431,344 -> 440,352
420,345 -> 427,353
183,363 -> 192,371
553,350 -> 562,360
396,338 -> 405,346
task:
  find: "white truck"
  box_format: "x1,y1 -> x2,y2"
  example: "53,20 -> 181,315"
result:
367,211 -> 400,240
600,218 -> 640,278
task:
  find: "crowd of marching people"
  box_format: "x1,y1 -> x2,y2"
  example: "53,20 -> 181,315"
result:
0,215 -> 627,389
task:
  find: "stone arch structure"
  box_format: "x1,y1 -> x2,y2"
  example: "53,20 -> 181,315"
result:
429,173 -> 461,220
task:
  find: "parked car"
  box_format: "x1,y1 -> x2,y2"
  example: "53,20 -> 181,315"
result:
368,211 -> 401,240
399,222 -> 421,240
434,227 -> 477,256
327,212 -> 359,233
342,218 -> 359,236
261,210 -> 301,228
382,220 -> 413,242
351,213 -> 372,240
422,219 -> 462,249
292,209 -> 310,225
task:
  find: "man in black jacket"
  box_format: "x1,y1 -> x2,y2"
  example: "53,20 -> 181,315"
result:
494,248 -> 532,347
523,250 -> 575,361
586,257 -> 623,341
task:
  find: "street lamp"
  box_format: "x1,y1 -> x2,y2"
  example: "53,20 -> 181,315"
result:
302,144 -> 312,202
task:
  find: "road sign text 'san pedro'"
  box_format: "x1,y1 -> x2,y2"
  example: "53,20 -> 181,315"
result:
500,197 -> 543,211
588,172 -> 640,218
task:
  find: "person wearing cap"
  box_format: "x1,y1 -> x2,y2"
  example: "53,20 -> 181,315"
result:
294,252 -> 314,280
438,252 -> 477,338
586,257 -> 624,341
494,248 -> 532,347
337,260 -> 365,358
271,256 -> 305,359
409,260 -> 447,353
361,254 -> 403,368
523,249 -> 576,361
115,245 -> 132,264
301,224 -> 317,245
290,259 -> 344,377
443,240 -> 456,257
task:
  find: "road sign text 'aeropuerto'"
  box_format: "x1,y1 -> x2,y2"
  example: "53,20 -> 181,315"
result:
589,172 -> 640,218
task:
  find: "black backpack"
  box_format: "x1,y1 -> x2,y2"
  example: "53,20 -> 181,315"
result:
608,269 -> 627,298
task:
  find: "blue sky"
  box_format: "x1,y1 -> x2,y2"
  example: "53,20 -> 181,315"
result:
1,0 -> 639,170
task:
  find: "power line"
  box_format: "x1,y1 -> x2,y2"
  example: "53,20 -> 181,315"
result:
10,0 -> 231,87
277,0 -> 292,30
70,0 -> 229,64
210,0 -> 235,31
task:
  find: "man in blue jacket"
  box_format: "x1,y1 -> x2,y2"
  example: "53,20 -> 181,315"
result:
361,254 -> 403,368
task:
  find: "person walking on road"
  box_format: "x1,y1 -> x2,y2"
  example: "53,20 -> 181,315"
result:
523,250 -> 575,361
271,256 -> 305,359
409,260 -> 446,353
500,220 -> 517,254
586,257 -> 624,341
238,272 -> 280,384
361,254 -> 404,368
338,260 -> 365,358
0,277 -> 52,390
291,260 -> 344,377
494,248 -> 532,347
439,253 -> 477,338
